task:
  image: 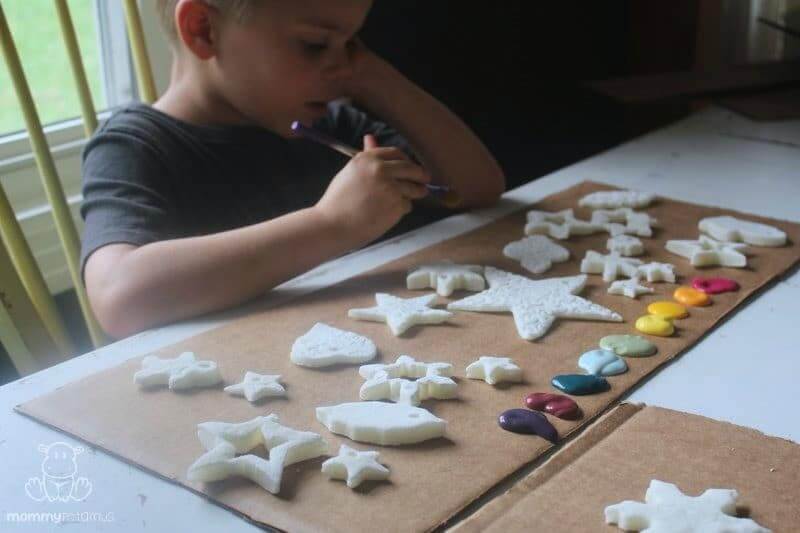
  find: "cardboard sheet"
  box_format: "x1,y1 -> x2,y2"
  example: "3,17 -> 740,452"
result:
15,182 -> 800,532
454,403 -> 800,532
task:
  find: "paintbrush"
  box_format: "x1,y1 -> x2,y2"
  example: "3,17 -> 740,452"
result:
290,120 -> 460,206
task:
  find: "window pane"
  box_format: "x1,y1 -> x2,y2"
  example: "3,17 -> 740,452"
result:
0,0 -> 105,136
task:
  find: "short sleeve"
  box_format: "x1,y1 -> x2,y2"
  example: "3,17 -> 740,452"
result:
79,128 -> 176,281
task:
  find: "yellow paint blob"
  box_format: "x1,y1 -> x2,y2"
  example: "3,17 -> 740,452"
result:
635,315 -> 675,337
646,301 -> 688,319
673,286 -> 711,307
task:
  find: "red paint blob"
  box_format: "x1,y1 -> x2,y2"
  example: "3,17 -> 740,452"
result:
524,392 -> 581,420
691,277 -> 740,294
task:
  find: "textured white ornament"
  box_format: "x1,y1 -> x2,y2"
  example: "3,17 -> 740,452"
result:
605,479 -> 771,533
348,293 -> 453,336
666,235 -> 748,268
447,267 -> 622,341
580,250 -> 643,282
290,323 -> 377,368
406,261 -> 485,296
699,215 -> 786,247
503,235 -> 570,274
606,234 -> 645,256
316,402 -> 447,445
224,372 -> 285,403
134,352 -> 222,391
321,444 -> 390,489
358,355 -> 457,406
465,356 -> 523,385
579,189 -> 655,209
607,276 -> 654,299
187,415 -> 327,494
636,262 -> 677,283
524,208 -> 602,240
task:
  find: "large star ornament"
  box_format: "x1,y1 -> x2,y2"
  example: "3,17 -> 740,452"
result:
447,267 -> 622,341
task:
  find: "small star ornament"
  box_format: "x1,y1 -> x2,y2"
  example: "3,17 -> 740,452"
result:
321,444 -> 390,489
636,262 -> 677,283
224,371 -> 285,403
134,352 -> 222,391
666,235 -> 748,268
448,267 -> 622,341
580,250 -> 643,282
465,356 -> 523,385
348,293 -> 453,336
605,479 -> 770,532
607,276 -> 654,299
359,355 -> 457,405
406,261 -> 485,296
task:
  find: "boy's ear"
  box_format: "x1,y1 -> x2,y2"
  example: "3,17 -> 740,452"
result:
175,0 -> 219,60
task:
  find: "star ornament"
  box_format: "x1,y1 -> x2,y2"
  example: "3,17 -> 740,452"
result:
447,267 -> 622,341
348,293 -> 453,336
580,250 -> 643,282
605,479 -> 770,532
465,356 -> 523,385
607,276 -> 654,299
187,415 -> 328,494
321,444 -> 390,489
406,261 -> 485,296
666,235 -> 748,268
524,208 -> 602,240
224,371 -> 285,403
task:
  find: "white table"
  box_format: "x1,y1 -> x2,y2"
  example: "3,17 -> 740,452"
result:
2,107 -> 798,532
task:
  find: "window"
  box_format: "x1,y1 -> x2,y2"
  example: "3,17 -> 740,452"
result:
0,0 -> 135,142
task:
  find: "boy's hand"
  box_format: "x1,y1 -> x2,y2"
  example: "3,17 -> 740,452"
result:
314,134 -> 430,243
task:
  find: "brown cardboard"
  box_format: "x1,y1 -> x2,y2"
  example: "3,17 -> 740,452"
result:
15,182 -> 800,532
453,403 -> 800,532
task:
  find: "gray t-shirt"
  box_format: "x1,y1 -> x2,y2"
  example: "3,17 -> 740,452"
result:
80,101 -> 443,279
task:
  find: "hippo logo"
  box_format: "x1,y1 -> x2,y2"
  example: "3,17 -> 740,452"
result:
25,442 -> 92,502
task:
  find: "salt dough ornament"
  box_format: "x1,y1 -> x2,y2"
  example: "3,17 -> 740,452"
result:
607,276 -> 654,299
578,349 -> 628,376
316,401 -> 446,445
348,293 -> 453,336
666,235 -> 748,268
187,415 -> 327,494
224,372 -> 285,403
134,352 -> 222,391
605,479 -> 771,533
524,208 -> 602,240
606,234 -> 645,256
290,323 -> 377,368
503,235 -> 570,274
579,189 -> 656,210
447,267 -> 622,341
699,215 -> 786,247
406,261 -> 485,297
580,250 -> 643,282
321,444 -> 390,489
636,262 -> 677,283
465,356 -> 523,385
358,355 -> 457,405
591,208 -> 658,237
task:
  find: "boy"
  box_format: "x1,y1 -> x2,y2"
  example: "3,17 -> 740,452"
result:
81,0 -> 505,339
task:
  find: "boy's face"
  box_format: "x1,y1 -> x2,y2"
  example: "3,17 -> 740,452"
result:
211,0 -> 372,135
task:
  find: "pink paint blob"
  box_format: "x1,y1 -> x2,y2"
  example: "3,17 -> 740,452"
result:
691,277 -> 740,294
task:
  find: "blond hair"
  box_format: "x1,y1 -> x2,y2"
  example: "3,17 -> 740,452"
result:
156,0 -> 259,41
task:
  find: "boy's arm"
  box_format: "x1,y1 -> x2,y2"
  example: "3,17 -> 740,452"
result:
86,143 -> 428,338
347,45 -> 506,209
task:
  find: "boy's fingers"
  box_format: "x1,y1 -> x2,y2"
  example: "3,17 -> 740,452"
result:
381,159 -> 431,184
366,146 -> 410,161
363,134 -> 378,150
394,180 -> 429,200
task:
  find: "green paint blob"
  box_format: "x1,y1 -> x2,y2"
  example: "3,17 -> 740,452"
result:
599,334 -> 657,357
